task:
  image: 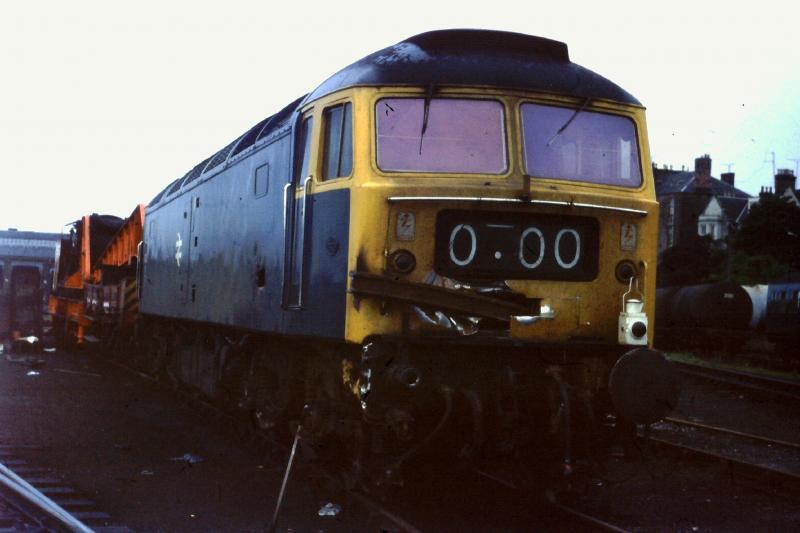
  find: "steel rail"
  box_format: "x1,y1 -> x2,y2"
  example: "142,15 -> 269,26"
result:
471,468 -> 634,532
664,416 -> 800,451
639,434 -> 800,495
674,361 -> 800,401
0,461 -> 93,533
552,503 -> 633,533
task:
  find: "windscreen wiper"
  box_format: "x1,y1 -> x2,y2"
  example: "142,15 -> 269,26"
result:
546,97 -> 591,147
418,84 -> 434,155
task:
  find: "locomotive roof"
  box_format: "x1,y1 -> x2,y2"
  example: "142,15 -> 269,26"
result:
0,229 -> 59,262
149,30 -> 640,208
306,29 -> 640,105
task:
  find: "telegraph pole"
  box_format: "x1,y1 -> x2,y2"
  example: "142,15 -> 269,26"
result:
765,151 -> 776,176
788,158 -> 800,175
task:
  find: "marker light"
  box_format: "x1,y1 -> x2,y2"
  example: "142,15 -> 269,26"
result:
615,260 -> 637,284
388,249 -> 416,274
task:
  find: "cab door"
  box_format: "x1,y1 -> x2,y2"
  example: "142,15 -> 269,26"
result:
283,113 -> 314,309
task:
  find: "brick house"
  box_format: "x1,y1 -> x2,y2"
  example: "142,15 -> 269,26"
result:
654,154 -> 751,254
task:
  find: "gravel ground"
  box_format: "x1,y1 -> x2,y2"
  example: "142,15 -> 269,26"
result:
570,448 -> 800,532
3,348 -> 800,532
649,420 -> 800,476
542,367 -> 800,532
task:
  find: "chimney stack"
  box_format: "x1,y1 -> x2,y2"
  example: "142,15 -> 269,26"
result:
721,172 -> 735,187
774,168 -> 796,196
694,154 -> 712,191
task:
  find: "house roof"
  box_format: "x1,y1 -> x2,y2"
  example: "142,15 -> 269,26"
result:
780,187 -> 800,206
715,196 -> 750,224
654,168 -> 751,198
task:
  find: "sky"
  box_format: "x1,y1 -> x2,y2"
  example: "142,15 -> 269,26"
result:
1,0 -> 799,232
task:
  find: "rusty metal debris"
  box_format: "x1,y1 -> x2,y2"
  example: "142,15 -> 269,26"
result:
349,271 -> 527,321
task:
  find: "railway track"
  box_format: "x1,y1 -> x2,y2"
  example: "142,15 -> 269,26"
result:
674,361 -> 800,400
1,445 -> 129,532
0,489 -> 49,533
665,416 -> 800,452
641,420 -> 800,497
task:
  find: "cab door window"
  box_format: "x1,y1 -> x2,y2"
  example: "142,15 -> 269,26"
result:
322,103 -> 353,180
296,116 -> 314,183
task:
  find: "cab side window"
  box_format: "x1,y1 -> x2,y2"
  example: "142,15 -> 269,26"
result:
322,103 -> 352,180
297,116 -> 314,183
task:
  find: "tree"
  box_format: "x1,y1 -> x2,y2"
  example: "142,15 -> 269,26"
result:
657,235 -> 726,287
729,252 -> 791,285
734,196 -> 800,273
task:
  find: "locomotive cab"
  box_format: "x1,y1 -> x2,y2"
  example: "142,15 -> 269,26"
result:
340,86 -> 660,350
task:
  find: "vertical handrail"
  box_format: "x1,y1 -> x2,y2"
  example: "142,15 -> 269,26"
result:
281,183 -> 293,306
295,176 -> 312,309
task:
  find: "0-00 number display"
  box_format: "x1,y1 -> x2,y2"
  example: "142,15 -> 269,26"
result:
434,210 -> 598,281
448,223 -> 582,270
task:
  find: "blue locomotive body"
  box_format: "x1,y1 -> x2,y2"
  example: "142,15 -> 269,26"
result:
140,119 -> 350,339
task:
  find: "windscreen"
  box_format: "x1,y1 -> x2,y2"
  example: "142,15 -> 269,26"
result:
376,98 -> 506,174
521,103 -> 642,187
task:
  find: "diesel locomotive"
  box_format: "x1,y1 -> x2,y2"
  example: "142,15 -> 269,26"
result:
55,30 -> 680,487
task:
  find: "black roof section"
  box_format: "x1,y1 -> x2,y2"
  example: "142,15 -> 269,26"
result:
305,29 -> 640,105
0,229 -> 60,262
0,229 -> 60,241
654,168 -> 751,199
149,30 -> 640,208
148,95 -> 304,208
715,196 -> 750,223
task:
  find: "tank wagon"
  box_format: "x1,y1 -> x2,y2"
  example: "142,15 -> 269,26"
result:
68,30 -> 680,487
655,282 -> 753,352
0,229 -> 59,349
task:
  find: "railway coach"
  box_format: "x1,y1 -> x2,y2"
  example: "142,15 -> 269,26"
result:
130,29 -> 678,487
0,228 -> 59,350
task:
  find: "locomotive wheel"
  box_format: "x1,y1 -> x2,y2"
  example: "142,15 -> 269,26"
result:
248,345 -> 292,434
302,354 -> 343,456
160,326 -> 187,389
134,323 -> 168,378
145,332 -> 170,378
